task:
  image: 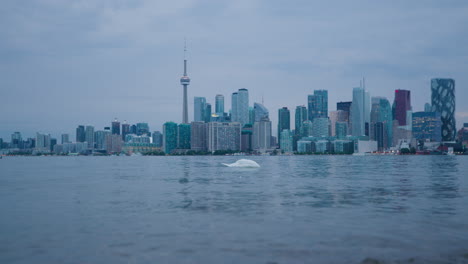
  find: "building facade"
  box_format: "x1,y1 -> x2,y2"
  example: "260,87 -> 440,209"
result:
431,78 -> 456,141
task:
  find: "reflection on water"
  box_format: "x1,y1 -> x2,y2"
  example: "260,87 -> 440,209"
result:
0,156 -> 467,264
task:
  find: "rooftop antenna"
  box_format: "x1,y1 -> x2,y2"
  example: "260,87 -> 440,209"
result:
183,37 -> 187,76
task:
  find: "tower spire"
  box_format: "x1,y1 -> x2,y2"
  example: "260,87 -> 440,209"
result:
180,38 -> 191,124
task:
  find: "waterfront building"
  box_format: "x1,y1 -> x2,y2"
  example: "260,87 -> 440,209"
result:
130,124 -> 137,135
152,131 -> 163,148
352,86 -> 370,137
297,140 -> 313,153
431,78 -> 456,141
122,122 -> 130,141
163,122 -> 178,154
95,130 -> 111,150
190,122 -> 208,151
253,117 -> 272,152
125,134 -> 151,144
111,119 -> 120,135
300,120 -> 313,138
295,106 -> 308,135
122,143 -> 161,155
85,125 -> 95,149
312,117 -> 329,137
335,122 -> 348,140
180,43 -> 191,124
412,112 -> 442,142
334,140 -> 354,154
76,125 -> 85,143
194,97 -> 207,122
35,133 -> 51,153
177,123 -> 191,149
278,107 -> 290,148
241,125 -> 253,152
10,132 -> 22,149
280,129 -> 293,153
106,134 -> 123,154
393,89 -> 412,126
254,102 -> 269,122
329,110 -> 347,136
370,97 -> 393,149
308,90 -> 328,120
61,134 -> 69,144
207,122 -> 241,152
215,94 -> 224,115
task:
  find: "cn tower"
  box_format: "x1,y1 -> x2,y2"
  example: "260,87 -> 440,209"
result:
180,42 -> 190,124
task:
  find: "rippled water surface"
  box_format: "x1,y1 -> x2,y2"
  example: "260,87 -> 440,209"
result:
1,156 -> 468,264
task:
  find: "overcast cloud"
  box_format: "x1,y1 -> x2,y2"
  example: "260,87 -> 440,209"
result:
1,0 -> 467,139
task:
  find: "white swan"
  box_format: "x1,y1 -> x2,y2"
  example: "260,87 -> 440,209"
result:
222,159 -> 260,168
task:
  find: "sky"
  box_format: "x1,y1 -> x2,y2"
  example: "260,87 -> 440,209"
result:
1,0 -> 467,140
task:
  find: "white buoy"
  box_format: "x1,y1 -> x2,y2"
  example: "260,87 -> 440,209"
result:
222,159 -> 260,168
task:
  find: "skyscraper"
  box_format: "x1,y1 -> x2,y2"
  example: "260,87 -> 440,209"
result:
194,97 -> 207,122
177,123 -> 191,149
61,134 -> 69,144
253,117 -> 272,152
237,88 -> 249,125
152,131 -> 163,148
85,125 -> 94,149
76,125 -> 85,143
205,103 -> 212,123
112,119 -> 120,135
95,130 -> 111,150
308,90 -> 328,120
370,97 -> 392,148
180,43 -> 191,124
431,78 -> 456,141
215,94 -> 224,115
231,92 -> 238,122
351,86 -> 370,137
329,110 -> 347,137
254,103 -> 269,122
280,129 -> 293,153
295,106 -> 308,136
248,107 -> 255,124
190,122 -> 208,151
122,122 -> 130,141
278,107 -> 290,148
311,118 -> 329,137
393,89 -> 412,126
163,122 -> 178,154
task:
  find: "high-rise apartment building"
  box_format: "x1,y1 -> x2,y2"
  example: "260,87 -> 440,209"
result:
308,90 -> 328,120
177,123 -> 191,149
231,92 -> 238,122
207,122 -> 241,152
311,117 -> 329,137
61,134 -> 70,144
280,129 -> 293,153
163,122 -> 178,154
112,119 -> 120,135
295,106 -> 308,136
136,123 -> 150,136
76,125 -> 85,143
85,125 -> 94,149
190,122 -> 208,151
122,122 -> 130,141
329,110 -> 347,137
253,118 -> 272,152
152,131 -> 163,148
431,78 -> 456,141
278,107 -> 290,148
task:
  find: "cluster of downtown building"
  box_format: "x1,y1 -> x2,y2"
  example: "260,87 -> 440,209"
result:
1,78 -> 466,155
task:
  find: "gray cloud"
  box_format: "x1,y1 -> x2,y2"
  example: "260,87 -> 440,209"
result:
1,0 -> 467,139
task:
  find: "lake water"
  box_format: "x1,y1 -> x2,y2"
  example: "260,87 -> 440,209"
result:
1,156 -> 467,264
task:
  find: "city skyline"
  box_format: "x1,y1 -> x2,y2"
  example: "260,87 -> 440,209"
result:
1,1 -> 468,139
